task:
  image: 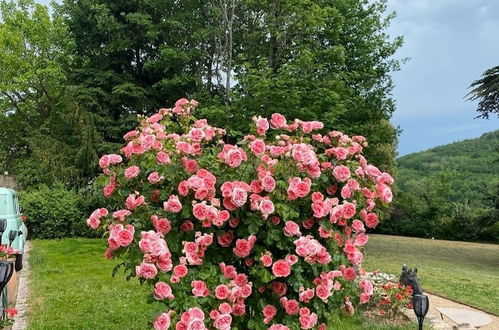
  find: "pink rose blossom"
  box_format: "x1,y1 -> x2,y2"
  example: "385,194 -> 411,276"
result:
153,312 -> 171,330
135,262 -> 158,279
154,282 -> 174,300
124,165 -> 140,179
272,260 -> 291,277
270,113 -> 287,129
333,165 -> 351,182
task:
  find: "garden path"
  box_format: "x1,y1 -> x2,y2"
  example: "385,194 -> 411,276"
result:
12,241 -> 30,330
405,292 -> 499,330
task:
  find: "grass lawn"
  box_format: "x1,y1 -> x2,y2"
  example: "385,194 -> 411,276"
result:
27,238 -> 420,330
363,234 -> 499,315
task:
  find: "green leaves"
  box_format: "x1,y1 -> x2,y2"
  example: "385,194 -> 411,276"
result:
250,266 -> 275,286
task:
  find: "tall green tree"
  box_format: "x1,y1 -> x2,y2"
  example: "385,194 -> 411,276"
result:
61,0 -> 402,174
219,0 -> 402,172
467,65 -> 499,119
59,0 -> 230,149
0,0 -> 98,187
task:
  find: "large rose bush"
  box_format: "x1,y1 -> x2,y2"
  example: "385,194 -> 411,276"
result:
87,99 -> 394,329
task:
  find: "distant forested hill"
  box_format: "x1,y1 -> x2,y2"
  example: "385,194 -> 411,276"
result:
378,130 -> 499,242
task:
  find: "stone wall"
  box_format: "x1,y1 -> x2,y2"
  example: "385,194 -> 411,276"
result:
0,175 -> 17,190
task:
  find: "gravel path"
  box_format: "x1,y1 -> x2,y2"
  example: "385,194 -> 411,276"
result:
12,241 -> 30,330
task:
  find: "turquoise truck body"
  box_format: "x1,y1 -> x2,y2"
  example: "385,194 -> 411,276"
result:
0,187 -> 27,253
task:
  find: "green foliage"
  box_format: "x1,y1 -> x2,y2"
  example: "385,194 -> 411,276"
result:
20,183 -> 93,239
466,65 -> 499,119
0,0 -> 100,187
225,0 -> 403,172
380,130 -> 499,242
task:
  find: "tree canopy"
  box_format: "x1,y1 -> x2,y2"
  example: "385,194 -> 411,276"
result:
467,65 -> 499,119
1,0 -> 403,188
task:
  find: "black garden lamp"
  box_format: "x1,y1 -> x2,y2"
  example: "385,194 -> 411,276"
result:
412,294 -> 429,330
8,230 -> 17,247
0,219 -> 6,245
0,261 -> 13,293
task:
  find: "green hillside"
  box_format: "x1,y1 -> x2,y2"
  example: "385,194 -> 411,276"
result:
378,130 -> 499,242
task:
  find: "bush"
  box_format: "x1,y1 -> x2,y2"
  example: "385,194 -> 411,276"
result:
21,183 -> 92,239
87,99 -> 394,329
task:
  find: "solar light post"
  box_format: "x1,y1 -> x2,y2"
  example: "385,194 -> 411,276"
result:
412,294 -> 429,330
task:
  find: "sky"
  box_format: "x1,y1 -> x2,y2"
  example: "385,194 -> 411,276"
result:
37,0 -> 498,155
386,0 -> 499,155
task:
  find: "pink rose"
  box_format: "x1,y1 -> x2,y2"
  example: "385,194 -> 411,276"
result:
261,176 -> 276,192
124,165 -> 140,179
254,116 -> 270,135
333,165 -> 351,182
215,285 -> 230,300
86,217 -> 100,229
270,281 -> 287,296
156,151 -> 171,164
283,221 -> 301,237
364,213 -> 378,228
154,312 -> 171,330
154,282 -> 174,300
351,219 -> 365,233
135,262 -> 158,279
262,304 -> 277,324
191,280 -> 209,297
213,314 -> 232,330
343,202 -> 356,219
285,254 -> 298,265
315,285 -> 330,300
311,192 -> 324,203
283,299 -> 299,315
342,267 -> 356,281
250,139 -> 266,155
231,188 -> 248,207
360,292 -> 371,304
272,260 -> 291,277
259,199 -> 274,216
299,311 -> 318,329
103,182 -> 116,197
234,273 -> 248,286
164,195 -> 182,213
270,113 -> 287,129
173,264 -> 188,278
117,229 -> 134,246
99,155 -> 110,168
233,238 -> 252,258
354,233 -> 369,246
148,171 -> 162,184
260,253 -> 273,267
112,209 -> 131,222
153,217 -> 171,235
217,231 -> 234,247
219,303 -> 232,314
180,220 -> 194,232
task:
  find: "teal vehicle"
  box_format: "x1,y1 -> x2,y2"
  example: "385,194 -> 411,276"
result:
0,187 -> 27,271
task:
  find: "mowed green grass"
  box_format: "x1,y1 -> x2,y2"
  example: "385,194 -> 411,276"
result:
363,234 -> 499,315
28,239 -> 164,329
27,238 -> 420,330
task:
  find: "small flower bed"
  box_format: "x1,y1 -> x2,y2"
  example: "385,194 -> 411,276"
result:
362,271 -> 413,321
88,99 -> 394,329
